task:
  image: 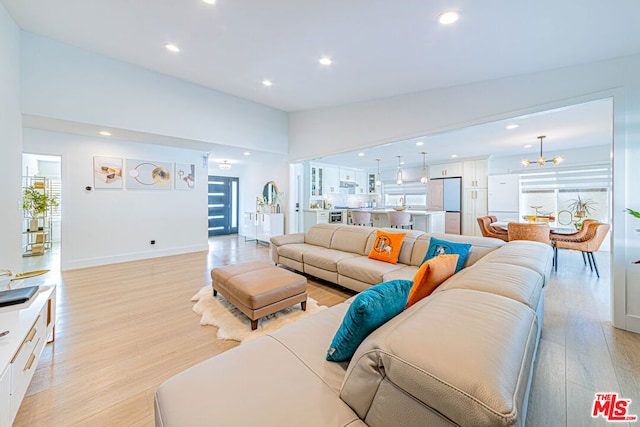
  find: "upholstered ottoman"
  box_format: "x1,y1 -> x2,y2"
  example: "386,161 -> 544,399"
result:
210,261 -> 308,330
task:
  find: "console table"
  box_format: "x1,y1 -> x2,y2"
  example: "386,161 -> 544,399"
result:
0,285 -> 56,426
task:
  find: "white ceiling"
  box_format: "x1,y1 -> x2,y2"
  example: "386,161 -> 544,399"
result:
2,1 -> 631,167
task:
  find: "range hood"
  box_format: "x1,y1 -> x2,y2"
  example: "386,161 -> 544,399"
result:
339,181 -> 359,188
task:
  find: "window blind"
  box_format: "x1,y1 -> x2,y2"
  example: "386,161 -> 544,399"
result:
519,164 -> 611,192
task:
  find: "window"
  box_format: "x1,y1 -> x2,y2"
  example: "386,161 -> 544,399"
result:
520,164 -> 611,225
383,181 -> 428,208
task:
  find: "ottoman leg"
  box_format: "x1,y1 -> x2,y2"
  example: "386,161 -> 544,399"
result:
301,301 -> 307,311
251,319 -> 258,330
213,288 -> 217,296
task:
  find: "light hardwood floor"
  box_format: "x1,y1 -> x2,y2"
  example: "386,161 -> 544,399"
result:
13,236 -> 640,426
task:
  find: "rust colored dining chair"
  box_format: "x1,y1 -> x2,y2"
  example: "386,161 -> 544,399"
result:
477,216 -> 509,242
350,210 -> 372,226
507,222 -> 551,245
549,219 -> 597,243
387,211 -> 413,229
553,222 -> 610,277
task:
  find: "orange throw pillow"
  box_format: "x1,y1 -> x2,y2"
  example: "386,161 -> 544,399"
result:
406,254 -> 459,309
367,230 -> 406,264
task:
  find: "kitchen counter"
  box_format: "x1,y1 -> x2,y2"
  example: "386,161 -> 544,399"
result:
349,209 -> 446,233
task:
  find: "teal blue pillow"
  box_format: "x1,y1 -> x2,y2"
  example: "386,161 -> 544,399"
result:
326,279 -> 413,362
422,237 -> 471,273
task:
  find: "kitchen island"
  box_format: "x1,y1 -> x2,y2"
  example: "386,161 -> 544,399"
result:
351,209 -> 446,233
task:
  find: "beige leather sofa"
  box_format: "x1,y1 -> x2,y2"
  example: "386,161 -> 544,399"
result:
154,224 -> 553,426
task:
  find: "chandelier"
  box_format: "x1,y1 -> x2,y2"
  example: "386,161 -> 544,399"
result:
375,159 -> 381,187
420,152 -> 428,184
521,136 -> 563,167
396,156 -> 403,185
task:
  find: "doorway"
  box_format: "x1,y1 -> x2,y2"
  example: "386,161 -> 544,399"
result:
208,175 -> 239,236
22,153 -> 62,272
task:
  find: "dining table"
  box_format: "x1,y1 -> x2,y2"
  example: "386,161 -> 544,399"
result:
490,220 -> 576,235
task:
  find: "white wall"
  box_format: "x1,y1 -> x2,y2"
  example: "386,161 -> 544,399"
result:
23,128 -> 209,270
289,55 -> 640,333
20,32 -> 289,155
0,4 -> 22,274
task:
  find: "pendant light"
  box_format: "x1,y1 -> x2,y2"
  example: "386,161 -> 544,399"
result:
521,136 -> 563,167
420,152 -> 428,184
396,156 -> 403,185
375,158 -> 381,187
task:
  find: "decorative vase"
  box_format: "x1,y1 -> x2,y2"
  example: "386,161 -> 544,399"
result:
29,218 -> 39,232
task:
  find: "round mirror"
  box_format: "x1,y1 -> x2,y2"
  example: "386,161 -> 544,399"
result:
263,181 -> 278,205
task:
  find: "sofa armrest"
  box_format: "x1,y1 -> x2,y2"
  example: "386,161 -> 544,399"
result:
271,233 -> 305,246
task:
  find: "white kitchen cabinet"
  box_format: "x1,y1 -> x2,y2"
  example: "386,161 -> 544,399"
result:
355,171 -> 367,194
367,173 -> 379,194
462,188 -> 488,236
429,162 -> 462,179
445,212 -> 461,234
1,285 -> 56,426
310,164 -> 324,197
257,213 -> 284,243
304,210 -> 329,232
324,165 -> 340,194
339,167 -> 356,182
463,159 -> 488,189
428,180 -> 444,211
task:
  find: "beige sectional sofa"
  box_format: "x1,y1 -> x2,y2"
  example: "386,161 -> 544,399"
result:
154,224 -> 553,426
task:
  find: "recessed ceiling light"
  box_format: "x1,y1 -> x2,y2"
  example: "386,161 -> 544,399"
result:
262,79 -> 273,87
99,131 -> 111,136
416,141 -> 424,146
358,152 -> 365,157
164,43 -> 180,53
243,151 -> 251,156
451,154 -> 458,158
319,57 -> 332,66
506,124 -> 519,130
202,0 -> 216,4
524,144 -> 533,148
438,10 -> 460,25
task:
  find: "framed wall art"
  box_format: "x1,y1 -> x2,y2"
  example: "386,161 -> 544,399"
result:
126,159 -> 173,190
94,156 -> 123,189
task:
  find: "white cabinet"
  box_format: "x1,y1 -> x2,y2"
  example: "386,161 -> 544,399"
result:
445,212 -> 461,234
257,213 -> 284,243
429,162 -> 462,179
462,188 -> 488,236
0,285 -> 56,426
355,171 -> 367,194
463,160 -> 488,189
324,166 -> 340,194
339,167 -> 357,182
428,180 -> 444,211
310,164 -> 324,197
243,212 -> 257,241
367,173 -> 378,194
304,210 -> 329,232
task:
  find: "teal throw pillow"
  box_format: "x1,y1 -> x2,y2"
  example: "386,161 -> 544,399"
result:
326,279 -> 413,362
422,237 -> 471,273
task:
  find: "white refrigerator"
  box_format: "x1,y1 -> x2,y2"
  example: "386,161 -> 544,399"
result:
488,174 -> 520,221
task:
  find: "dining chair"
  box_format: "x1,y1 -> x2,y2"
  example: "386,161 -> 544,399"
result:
477,216 -> 509,242
507,222 -> 551,245
350,210 -> 372,226
387,211 -> 413,229
553,222 -> 610,277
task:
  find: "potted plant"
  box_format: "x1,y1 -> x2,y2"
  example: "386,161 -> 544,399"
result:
566,194 -> 597,222
23,185 -> 58,231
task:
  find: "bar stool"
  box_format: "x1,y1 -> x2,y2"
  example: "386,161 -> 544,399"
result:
350,211 -> 372,226
387,211 -> 413,229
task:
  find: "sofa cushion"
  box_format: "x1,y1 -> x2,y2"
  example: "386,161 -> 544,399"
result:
277,243 -> 319,263
477,240 -> 553,285
411,233 -> 504,267
422,237 -> 471,273
338,256 -> 405,285
367,230 -> 406,264
330,226 -> 376,255
341,289 -> 538,427
304,248 -> 359,272
327,280 -> 413,362
406,254 -> 458,309
305,223 -> 339,248
435,262 -> 544,311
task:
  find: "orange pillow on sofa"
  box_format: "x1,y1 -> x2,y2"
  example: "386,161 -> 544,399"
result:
367,230 -> 406,264
405,254 -> 459,308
